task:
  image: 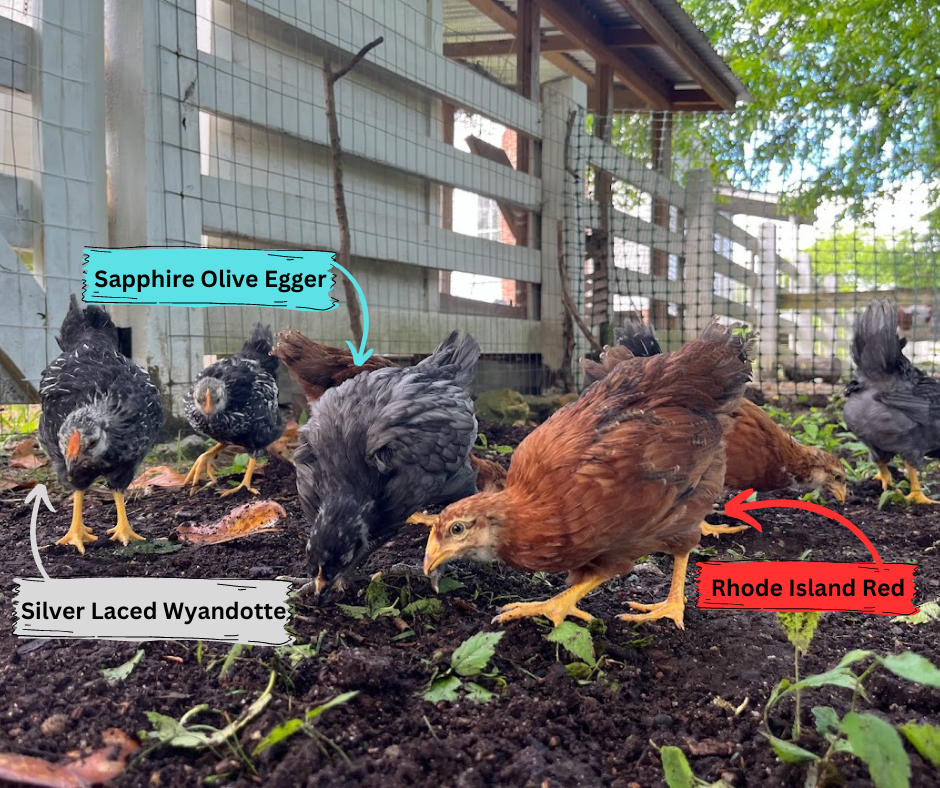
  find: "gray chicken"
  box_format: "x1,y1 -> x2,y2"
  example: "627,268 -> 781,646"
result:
844,298 -> 940,503
294,330 -> 481,594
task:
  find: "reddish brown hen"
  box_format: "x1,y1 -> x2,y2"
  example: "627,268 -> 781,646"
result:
271,328 -> 507,500
581,323 -> 846,539
423,320 -> 753,629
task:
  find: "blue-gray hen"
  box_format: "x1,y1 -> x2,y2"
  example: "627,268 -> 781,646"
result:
295,330 -> 481,592
844,299 -> 940,503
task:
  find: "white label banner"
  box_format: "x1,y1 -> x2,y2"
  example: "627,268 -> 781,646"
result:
14,577 -> 294,645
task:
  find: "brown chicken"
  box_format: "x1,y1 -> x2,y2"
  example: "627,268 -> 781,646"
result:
423,320 -> 753,629
271,328 -> 507,503
581,323 -> 847,538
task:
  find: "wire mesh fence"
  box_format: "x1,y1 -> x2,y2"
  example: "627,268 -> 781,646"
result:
1,0 -> 939,455
565,107 -> 940,396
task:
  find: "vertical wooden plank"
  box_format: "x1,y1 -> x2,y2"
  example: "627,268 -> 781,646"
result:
439,101 -> 454,296
515,0 -> 540,176
649,110 -> 673,330
592,63 -> 613,344
757,221 -> 779,379
683,169 -> 716,339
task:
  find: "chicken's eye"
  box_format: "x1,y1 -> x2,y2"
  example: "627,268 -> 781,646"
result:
450,522 -> 466,537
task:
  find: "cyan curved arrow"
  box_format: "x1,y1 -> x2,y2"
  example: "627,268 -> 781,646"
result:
331,261 -> 374,366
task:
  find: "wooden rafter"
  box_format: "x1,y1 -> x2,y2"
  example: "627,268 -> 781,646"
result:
538,0 -> 671,109
463,0 -> 596,87
614,0 -> 737,109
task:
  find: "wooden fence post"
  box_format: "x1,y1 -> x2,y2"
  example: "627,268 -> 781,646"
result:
683,169 -> 715,340
757,221 -> 779,379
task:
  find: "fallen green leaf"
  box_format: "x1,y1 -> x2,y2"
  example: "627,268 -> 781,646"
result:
102,649 -> 144,684
891,601 -> 940,627
423,675 -> 462,703
899,720 -> 940,769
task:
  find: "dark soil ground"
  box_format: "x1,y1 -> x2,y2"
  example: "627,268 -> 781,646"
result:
1,420 -> 938,788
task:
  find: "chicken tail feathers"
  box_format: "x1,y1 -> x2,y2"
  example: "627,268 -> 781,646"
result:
675,319 -> 755,412
56,294 -> 119,352
851,299 -> 904,379
241,323 -> 279,374
615,321 -> 663,357
420,330 -> 481,388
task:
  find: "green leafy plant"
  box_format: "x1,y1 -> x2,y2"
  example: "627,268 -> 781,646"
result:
474,432 -> 514,455
338,577 -> 401,621
545,621 -> 598,682
423,631 -> 504,703
761,650 -> 940,788
776,611 -> 822,739
654,742 -> 733,788
252,691 -> 358,758
142,671 -> 275,767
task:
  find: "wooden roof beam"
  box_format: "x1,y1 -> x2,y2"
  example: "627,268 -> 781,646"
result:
463,0 -> 596,87
614,0 -> 738,109
444,34 -> 574,58
538,0 -> 671,109
443,29 -> 655,59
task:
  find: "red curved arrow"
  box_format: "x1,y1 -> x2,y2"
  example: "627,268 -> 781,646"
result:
724,489 -> 884,565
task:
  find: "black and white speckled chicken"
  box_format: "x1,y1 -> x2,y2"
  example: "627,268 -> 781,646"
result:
844,299 -> 940,503
183,323 -> 284,497
38,296 -> 165,553
295,330 -> 480,594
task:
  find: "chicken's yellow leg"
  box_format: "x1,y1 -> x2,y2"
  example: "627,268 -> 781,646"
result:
700,520 -> 749,537
619,552 -> 690,630
905,463 -> 939,505
406,512 -> 439,528
107,491 -> 145,545
874,462 -> 892,491
56,491 -> 98,554
181,443 -> 226,493
220,456 -> 260,497
492,575 -> 609,627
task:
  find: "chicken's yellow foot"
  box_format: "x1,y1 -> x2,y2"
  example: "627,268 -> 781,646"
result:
492,575 -> 608,627
56,490 -> 97,554
618,552 -> 689,630
700,520 -> 749,537
107,491 -> 145,545
874,462 -> 893,491
406,512 -> 439,528
220,456 -> 260,497
904,463 -> 939,505
181,443 -> 226,494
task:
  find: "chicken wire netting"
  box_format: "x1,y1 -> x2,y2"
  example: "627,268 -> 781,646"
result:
564,109 -> 940,397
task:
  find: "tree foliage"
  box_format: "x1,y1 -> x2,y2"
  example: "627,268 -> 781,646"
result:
681,0 -> 940,215
808,230 -> 939,290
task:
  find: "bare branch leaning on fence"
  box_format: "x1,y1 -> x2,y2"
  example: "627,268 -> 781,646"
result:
323,37 -> 384,346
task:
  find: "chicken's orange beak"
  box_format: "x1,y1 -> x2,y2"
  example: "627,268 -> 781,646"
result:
202,388 -> 213,415
830,481 -> 848,505
423,528 -> 454,576
314,566 -> 328,595
65,430 -> 81,461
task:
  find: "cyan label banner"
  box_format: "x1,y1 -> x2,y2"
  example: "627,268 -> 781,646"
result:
83,247 -> 338,311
